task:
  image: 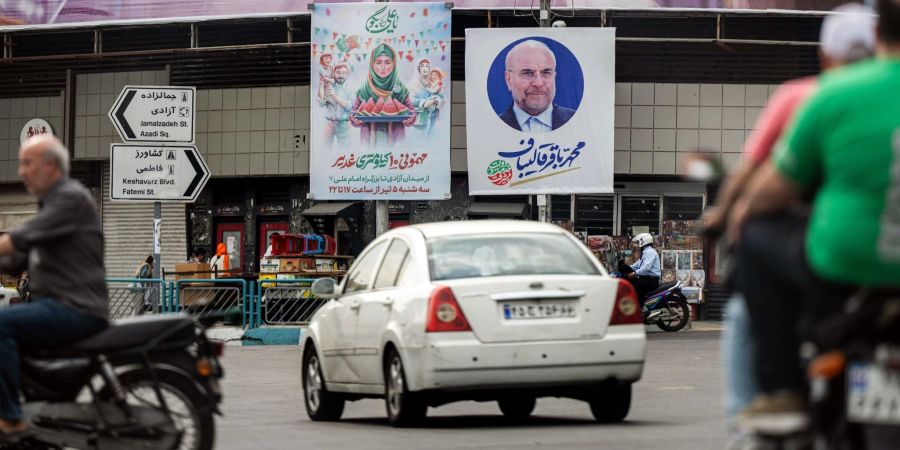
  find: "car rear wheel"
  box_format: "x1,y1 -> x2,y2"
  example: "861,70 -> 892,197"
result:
384,348 -> 426,427
498,397 -> 536,419
302,346 -> 345,421
588,383 -> 632,423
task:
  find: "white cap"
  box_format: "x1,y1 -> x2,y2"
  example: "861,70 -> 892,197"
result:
820,3 -> 877,63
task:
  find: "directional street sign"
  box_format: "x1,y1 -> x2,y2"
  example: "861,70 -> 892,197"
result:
110,144 -> 210,202
108,86 -> 195,143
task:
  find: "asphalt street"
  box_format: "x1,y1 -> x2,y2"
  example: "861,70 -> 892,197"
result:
216,329 -> 727,450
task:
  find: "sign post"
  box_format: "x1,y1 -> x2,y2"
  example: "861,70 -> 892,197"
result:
109,85 -> 201,280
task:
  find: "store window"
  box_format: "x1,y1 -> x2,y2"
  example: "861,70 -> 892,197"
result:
620,196 -> 660,235
574,196 -> 614,235
664,196 -> 704,221
551,195 -> 571,222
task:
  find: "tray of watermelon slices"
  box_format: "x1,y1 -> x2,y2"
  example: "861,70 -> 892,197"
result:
353,97 -> 413,123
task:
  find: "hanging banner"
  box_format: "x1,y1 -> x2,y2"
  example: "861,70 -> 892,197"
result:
465,28 -> 615,195
310,2 -> 451,200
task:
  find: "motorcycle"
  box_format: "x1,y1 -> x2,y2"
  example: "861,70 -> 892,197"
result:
803,289 -> 900,450
2,313 -> 224,450
611,261 -> 691,332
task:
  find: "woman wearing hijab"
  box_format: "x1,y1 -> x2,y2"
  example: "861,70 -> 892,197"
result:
349,44 -> 416,146
210,243 -> 230,278
409,58 -> 444,137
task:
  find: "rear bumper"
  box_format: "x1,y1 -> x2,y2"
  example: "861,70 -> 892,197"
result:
403,324 -> 646,392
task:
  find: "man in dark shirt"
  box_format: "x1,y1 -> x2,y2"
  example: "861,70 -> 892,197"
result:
0,136 -> 108,435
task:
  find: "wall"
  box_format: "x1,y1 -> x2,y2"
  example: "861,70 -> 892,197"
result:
0,95 -> 64,182
195,86 -> 311,176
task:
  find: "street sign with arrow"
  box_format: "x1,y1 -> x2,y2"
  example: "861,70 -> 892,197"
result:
108,86 -> 195,143
109,144 -> 210,202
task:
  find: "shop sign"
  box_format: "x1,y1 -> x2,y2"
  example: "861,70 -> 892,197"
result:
309,2 -> 451,200
20,118 -> 53,145
214,203 -> 244,216
257,202 -> 288,216
415,201 -> 429,211
465,28 -> 615,195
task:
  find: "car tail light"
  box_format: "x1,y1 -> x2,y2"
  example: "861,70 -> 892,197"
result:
425,286 -> 471,333
609,280 -> 642,326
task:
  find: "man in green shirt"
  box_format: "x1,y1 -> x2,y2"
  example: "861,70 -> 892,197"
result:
733,0 -> 900,423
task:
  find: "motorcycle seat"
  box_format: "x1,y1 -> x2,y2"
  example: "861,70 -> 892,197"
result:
71,315 -> 195,354
645,281 -> 678,297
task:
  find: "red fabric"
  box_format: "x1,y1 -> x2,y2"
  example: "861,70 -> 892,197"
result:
744,77 -> 819,165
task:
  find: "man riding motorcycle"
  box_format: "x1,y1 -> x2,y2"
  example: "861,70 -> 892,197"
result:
0,136 -> 108,440
733,0 -> 900,428
626,233 -> 660,305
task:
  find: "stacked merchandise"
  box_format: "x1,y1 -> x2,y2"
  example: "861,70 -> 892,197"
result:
659,220 -> 705,304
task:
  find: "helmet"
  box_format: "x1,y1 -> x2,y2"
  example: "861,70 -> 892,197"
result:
632,233 -> 653,247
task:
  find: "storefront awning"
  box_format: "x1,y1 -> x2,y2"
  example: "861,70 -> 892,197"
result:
301,202 -> 357,217
467,202 -> 528,218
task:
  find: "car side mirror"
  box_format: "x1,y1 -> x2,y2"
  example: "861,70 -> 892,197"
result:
311,278 -> 339,299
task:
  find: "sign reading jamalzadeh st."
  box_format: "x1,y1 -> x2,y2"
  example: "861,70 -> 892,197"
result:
465,28 -> 615,195
309,2 -> 451,200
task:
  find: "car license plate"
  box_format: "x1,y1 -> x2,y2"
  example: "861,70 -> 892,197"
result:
502,302 -> 576,320
847,363 -> 900,424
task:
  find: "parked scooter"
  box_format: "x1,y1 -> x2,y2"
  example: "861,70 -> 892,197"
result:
612,260 -> 691,332
1,313 -> 225,450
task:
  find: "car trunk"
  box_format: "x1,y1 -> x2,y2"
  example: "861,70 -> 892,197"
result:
444,275 -> 620,343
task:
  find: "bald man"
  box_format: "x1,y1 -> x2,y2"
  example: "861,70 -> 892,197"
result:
0,136 -> 107,435
499,40 -> 576,133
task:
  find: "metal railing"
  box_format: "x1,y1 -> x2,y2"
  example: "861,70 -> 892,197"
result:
173,279 -> 249,328
104,277 -> 326,329
257,278 -> 328,326
106,278 -> 165,319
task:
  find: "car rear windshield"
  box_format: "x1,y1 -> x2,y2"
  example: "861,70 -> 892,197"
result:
428,233 -> 601,281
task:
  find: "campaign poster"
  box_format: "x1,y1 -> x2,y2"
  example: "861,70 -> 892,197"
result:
310,2 -> 451,200
465,28 -> 614,194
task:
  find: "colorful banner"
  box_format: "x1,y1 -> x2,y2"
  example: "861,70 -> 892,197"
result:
0,1 -> 848,30
465,28 -> 614,195
309,2 -> 451,200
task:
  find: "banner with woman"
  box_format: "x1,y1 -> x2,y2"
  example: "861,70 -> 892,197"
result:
310,2 -> 451,200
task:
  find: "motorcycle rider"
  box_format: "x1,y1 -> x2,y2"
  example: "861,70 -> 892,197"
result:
733,0 -> 900,428
0,136 -> 108,437
627,233 -> 660,305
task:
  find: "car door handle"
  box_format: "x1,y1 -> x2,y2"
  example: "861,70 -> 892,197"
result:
380,298 -> 394,307
349,300 -> 361,311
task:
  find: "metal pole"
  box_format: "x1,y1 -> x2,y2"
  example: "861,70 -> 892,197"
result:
538,0 -> 551,223
375,0 -> 390,235
153,201 -> 162,279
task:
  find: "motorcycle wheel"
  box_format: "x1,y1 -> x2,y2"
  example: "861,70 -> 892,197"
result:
103,370 -> 215,450
656,295 -> 690,332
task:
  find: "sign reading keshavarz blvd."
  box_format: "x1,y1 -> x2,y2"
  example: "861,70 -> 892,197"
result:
108,86 -> 196,143
110,144 -> 210,202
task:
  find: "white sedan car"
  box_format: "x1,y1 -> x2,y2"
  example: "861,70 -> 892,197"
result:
301,220 -> 646,426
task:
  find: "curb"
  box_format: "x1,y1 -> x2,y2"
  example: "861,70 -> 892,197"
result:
207,326 -> 304,346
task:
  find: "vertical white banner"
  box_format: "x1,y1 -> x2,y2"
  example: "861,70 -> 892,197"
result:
310,2 -> 451,200
465,28 -> 615,195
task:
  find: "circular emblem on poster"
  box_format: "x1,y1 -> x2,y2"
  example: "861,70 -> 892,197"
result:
487,160 -> 513,186
20,118 -> 53,146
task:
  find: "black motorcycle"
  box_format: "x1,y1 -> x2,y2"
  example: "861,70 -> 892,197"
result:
5,314 -> 224,450
804,289 -> 900,450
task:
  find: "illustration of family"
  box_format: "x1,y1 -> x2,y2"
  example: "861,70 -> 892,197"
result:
317,43 -> 445,148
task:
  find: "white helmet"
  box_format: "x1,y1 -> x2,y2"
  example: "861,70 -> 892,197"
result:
632,233 -> 653,247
